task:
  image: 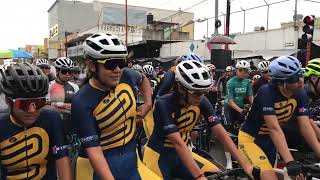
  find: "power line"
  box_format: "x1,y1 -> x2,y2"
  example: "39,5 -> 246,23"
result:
122,0 -> 210,37
155,0 -> 209,23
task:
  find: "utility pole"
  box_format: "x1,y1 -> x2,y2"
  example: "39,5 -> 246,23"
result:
125,0 -> 128,47
240,7 -> 245,34
225,0 -> 231,50
214,0 -> 219,35
65,31 -> 68,57
294,0 -> 298,58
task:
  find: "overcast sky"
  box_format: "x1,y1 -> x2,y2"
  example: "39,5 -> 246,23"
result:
0,0 -> 319,50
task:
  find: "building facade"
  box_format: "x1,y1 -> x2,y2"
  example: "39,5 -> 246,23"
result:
160,17 -> 320,64
47,0 -> 194,61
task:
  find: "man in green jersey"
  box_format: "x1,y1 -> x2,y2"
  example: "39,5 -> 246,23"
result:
224,60 -> 254,126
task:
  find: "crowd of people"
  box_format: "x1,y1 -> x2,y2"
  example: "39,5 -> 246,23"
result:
0,32 -> 320,180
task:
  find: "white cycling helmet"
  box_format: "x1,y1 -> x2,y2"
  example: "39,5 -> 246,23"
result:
269,56 -> 302,81
258,61 -> 271,71
181,53 -> 204,63
175,60 -> 212,91
206,63 -> 216,71
142,65 -> 154,75
252,75 -> 261,81
36,59 -> 49,66
132,64 -> 143,72
53,57 -> 74,70
82,33 -> 128,59
236,60 -> 250,69
225,66 -> 234,72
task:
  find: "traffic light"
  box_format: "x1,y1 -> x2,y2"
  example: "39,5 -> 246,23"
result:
302,15 -> 315,42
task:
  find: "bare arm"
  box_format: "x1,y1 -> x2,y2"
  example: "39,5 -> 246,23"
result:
86,147 -> 115,180
139,74 -> 152,107
264,115 -> 294,163
247,96 -> 254,105
227,99 -> 243,113
309,119 -> 320,141
298,116 -> 320,157
56,157 -> 72,180
167,132 -> 204,179
137,74 -> 152,118
212,125 -> 252,172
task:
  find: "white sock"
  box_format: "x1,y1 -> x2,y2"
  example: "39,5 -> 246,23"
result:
225,152 -> 233,169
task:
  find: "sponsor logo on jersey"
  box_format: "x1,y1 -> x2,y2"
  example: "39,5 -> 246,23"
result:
263,107 -> 274,111
298,107 -> 307,113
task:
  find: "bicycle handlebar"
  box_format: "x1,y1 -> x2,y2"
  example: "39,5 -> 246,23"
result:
302,163 -> 320,178
207,168 -> 260,180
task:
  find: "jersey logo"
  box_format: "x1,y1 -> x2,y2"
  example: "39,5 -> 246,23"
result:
165,106 -> 200,147
93,83 -> 137,150
259,99 -> 297,134
0,127 -> 49,179
274,99 -> 297,123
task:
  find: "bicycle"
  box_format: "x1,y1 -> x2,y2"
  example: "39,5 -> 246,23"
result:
206,167 -> 259,180
274,163 -> 320,180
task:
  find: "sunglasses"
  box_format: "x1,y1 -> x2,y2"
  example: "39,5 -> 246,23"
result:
187,90 -> 208,97
39,65 -> 50,70
261,70 -> 269,74
60,69 -> 72,75
9,97 -> 47,112
238,68 -> 249,72
97,58 -> 126,70
73,70 -> 80,74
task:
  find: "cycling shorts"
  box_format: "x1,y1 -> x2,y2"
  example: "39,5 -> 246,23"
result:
238,131 -> 276,172
143,146 -> 220,179
76,150 -> 160,180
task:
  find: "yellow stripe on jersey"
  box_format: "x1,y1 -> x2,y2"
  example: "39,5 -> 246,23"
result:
0,127 -> 49,179
258,98 -> 297,134
92,83 -> 137,150
164,106 -> 200,148
274,99 -> 297,123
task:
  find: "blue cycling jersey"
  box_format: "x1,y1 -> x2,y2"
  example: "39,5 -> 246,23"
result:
147,93 -> 220,151
242,83 -> 309,138
0,109 -> 68,180
72,68 -> 143,154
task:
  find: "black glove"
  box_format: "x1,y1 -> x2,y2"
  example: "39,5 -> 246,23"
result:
241,108 -> 249,115
286,161 -> 302,177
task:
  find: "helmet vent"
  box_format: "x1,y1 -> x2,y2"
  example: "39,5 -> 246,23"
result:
309,65 -> 320,72
192,73 -> 199,79
28,69 -> 35,75
106,33 -> 112,36
278,62 -> 287,68
91,34 -> 100,38
178,67 -> 192,83
111,39 -> 120,45
100,49 -> 127,55
288,65 -> 297,71
16,69 -> 24,76
183,63 -> 193,70
99,39 -> 109,45
202,72 -> 209,80
193,61 -> 202,68
86,40 -> 102,51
